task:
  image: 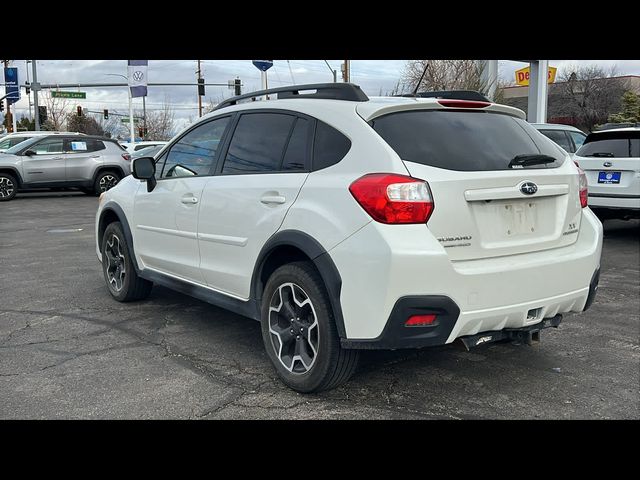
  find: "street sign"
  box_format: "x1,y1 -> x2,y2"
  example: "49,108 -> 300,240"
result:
515,66 -> 557,86
121,117 -> 140,123
51,90 -> 87,99
252,60 -> 273,72
3,67 -> 20,105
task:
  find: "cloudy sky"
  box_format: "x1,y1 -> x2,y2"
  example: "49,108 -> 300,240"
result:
4,59 -> 640,134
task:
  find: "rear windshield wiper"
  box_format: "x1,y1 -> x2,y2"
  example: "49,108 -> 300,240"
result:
584,152 -> 614,158
508,154 -> 556,168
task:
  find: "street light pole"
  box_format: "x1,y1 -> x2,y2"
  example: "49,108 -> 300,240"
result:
107,73 -> 134,143
323,60 -> 337,83
32,60 -> 40,131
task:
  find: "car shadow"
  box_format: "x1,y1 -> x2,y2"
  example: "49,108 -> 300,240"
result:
601,218 -> 640,239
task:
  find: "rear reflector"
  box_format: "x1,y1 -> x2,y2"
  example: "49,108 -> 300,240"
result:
437,99 -> 491,109
405,314 -> 437,326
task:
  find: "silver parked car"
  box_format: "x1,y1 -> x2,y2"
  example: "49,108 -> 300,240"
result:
531,123 -> 587,155
0,131 -> 85,153
0,134 -> 131,201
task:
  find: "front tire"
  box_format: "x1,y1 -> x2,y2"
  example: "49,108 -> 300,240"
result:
0,173 -> 17,201
94,170 -> 121,195
101,222 -> 153,302
261,261 -> 359,393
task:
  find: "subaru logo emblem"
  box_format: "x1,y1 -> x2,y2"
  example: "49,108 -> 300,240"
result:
520,182 -> 538,195
603,161 -> 613,167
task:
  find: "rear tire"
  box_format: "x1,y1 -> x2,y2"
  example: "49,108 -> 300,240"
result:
261,261 -> 359,393
0,172 -> 17,201
101,221 -> 153,302
94,170 -> 121,195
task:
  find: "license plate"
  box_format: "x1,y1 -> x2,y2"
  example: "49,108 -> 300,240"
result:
501,201 -> 537,236
598,171 -> 621,184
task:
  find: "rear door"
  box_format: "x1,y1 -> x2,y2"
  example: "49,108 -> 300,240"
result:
197,111 -> 311,299
371,109 -> 582,261
21,137 -> 66,184
574,130 -> 640,201
65,138 -> 105,181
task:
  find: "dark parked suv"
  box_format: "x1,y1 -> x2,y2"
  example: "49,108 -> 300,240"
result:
0,134 -> 131,201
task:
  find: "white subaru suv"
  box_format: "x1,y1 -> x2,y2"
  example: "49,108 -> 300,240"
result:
95,84 -> 603,392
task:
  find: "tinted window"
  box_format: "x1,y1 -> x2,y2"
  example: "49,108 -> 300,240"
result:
372,110 -> 564,171
0,136 -> 31,150
32,138 -> 64,154
222,113 -> 295,174
569,131 -> 586,149
66,139 -> 105,153
576,131 -> 640,158
162,116 -> 230,178
135,143 -> 159,151
282,118 -> 310,171
313,121 -> 351,170
540,130 -> 573,152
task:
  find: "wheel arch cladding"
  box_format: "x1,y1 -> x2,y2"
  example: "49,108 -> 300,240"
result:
252,230 -> 348,339
95,165 -> 125,181
0,168 -> 23,186
98,202 -> 140,273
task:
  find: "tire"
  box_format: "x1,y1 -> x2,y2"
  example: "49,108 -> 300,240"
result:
261,261 -> 359,393
94,170 -> 121,195
0,172 -> 18,201
101,221 -> 153,302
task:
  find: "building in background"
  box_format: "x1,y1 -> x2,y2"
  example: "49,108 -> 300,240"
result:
501,75 -> 640,132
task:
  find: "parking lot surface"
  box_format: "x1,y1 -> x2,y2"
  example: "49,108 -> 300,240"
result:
1,192 -> 638,419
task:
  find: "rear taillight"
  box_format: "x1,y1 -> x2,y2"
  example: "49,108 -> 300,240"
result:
122,153 -> 131,161
575,163 -> 588,208
437,99 -> 491,109
349,173 -> 434,224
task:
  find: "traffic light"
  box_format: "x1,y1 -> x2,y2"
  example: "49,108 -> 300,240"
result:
198,78 -> 205,96
234,78 -> 241,96
104,109 -> 109,120
77,105 -> 82,116
138,127 -> 144,138
38,106 -> 47,124
0,100 -> 4,113
25,83 -> 31,96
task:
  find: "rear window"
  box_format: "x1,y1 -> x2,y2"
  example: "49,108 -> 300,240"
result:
576,131 -> 640,158
371,110 -> 565,171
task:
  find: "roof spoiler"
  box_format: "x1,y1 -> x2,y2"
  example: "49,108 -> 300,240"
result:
399,90 -> 491,102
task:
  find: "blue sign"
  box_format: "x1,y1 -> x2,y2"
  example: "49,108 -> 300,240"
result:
3,67 -> 20,105
252,60 -> 273,72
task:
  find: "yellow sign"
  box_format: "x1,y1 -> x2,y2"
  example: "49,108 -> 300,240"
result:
515,66 -> 557,86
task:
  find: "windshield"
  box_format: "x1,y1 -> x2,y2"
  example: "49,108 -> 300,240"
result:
4,136 -> 44,155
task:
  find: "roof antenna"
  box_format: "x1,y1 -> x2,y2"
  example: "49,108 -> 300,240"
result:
411,61 -> 430,97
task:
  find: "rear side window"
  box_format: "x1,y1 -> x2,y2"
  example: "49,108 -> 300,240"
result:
222,113 -> 296,174
576,131 -> 640,158
66,139 -> 105,153
313,121 -> 351,170
371,110 -> 565,171
568,131 -> 586,150
539,129 -> 573,152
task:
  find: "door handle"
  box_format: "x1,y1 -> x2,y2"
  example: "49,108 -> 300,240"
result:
260,195 -> 286,205
90,155 -> 101,159
181,195 -> 199,205
51,157 -> 63,160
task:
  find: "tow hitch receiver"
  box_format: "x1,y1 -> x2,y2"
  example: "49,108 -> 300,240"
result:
459,315 -> 562,351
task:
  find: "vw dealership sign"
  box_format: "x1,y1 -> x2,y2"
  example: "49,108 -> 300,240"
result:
252,60 -> 273,72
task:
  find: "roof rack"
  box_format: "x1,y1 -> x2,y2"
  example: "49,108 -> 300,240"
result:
214,83 -> 369,111
400,90 -> 491,102
594,122 -> 640,131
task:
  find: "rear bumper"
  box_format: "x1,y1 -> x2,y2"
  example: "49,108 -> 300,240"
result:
588,194 -> 640,210
331,208 -> 603,347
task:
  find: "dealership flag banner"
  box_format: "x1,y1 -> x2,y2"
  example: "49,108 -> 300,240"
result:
127,60 -> 148,98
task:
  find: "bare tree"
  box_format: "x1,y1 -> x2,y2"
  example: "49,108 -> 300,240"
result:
42,93 -> 72,131
557,64 -> 628,131
134,97 -> 176,140
402,60 -> 489,94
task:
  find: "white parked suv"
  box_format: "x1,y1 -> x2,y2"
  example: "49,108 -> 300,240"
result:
573,124 -> 640,219
95,84 -> 603,392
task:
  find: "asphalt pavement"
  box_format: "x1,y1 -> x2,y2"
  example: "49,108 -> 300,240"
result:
1,191 -> 638,419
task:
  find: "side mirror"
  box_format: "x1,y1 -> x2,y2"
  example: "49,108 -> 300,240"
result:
131,156 -> 157,192
23,150 -> 36,156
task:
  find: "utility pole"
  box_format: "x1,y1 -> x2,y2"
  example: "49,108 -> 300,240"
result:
197,60 -> 202,117
342,60 -> 350,83
25,60 -> 32,121
32,60 -> 40,131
